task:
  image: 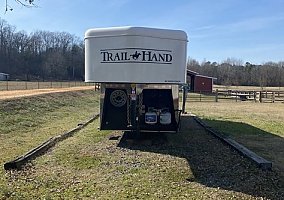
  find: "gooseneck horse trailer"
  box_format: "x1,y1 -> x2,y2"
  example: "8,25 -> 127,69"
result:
85,26 -> 188,135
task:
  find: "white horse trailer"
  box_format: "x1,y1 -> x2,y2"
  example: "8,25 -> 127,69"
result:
85,26 -> 187,134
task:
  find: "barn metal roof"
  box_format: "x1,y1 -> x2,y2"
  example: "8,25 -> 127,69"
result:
187,69 -> 217,80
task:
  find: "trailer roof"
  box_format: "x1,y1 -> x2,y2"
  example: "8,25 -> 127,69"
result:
85,26 -> 188,41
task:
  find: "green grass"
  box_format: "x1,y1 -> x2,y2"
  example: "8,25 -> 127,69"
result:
0,90 -> 100,159
2,120 -> 195,199
3,114 -> 282,199
1,88 -> 283,199
186,101 -> 284,178
0,90 -> 99,198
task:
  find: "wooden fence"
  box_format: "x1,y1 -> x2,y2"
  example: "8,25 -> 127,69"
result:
186,90 -> 284,103
0,81 -> 94,91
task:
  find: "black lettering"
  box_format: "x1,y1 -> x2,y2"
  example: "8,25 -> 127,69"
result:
151,53 -> 158,61
165,54 -> 172,62
101,52 -> 108,61
114,53 -> 120,61
107,52 -> 113,61
142,51 -> 152,61
158,54 -> 165,62
102,49 -> 172,63
125,52 -> 131,60
121,52 -> 128,60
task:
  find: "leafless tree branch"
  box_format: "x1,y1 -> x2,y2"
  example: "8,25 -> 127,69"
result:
5,0 -> 37,12
15,0 -> 35,7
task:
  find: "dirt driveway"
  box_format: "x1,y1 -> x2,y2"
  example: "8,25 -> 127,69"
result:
0,86 -> 95,100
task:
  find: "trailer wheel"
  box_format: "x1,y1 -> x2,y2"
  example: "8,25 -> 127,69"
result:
110,90 -> 127,107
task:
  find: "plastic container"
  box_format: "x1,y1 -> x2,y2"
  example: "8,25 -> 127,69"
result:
160,112 -> 171,125
145,112 -> 157,124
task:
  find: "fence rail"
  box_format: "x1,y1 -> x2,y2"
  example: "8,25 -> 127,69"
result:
186,90 -> 284,103
0,81 -> 94,91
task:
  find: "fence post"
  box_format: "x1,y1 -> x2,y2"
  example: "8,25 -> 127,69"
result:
235,91 -> 238,102
182,86 -> 186,113
272,92 -> 275,103
37,81 -> 40,89
260,91 -> 262,103
215,89 -> 218,102
6,80 -> 8,91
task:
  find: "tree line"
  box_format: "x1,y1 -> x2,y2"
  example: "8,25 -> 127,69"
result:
0,18 -> 283,86
0,18 -> 84,81
188,58 -> 284,87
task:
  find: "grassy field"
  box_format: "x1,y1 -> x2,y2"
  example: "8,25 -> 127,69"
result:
4,117 -> 284,199
0,90 -> 100,198
1,89 -> 284,199
186,101 -> 284,179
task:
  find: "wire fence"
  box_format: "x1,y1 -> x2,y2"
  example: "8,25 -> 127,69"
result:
0,81 -> 95,91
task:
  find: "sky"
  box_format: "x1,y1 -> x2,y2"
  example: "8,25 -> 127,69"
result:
0,0 -> 284,64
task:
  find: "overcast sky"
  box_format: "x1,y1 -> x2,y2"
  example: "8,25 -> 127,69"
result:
1,0 -> 284,64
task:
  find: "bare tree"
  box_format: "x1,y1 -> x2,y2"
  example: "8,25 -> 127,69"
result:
0,18 -> 85,81
5,0 -> 36,12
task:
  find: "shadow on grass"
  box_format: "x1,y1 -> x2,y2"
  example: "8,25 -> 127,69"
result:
202,118 -> 284,170
118,115 -> 284,199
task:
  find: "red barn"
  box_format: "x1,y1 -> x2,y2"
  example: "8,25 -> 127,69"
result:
187,70 -> 216,93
